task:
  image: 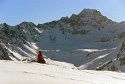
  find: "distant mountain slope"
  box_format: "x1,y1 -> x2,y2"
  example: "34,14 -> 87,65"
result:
0,9 -> 125,72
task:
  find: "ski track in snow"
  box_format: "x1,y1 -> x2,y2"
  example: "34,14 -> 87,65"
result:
20,70 -> 109,84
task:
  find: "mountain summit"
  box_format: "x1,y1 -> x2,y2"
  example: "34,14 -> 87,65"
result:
0,9 -> 125,72
79,9 -> 102,15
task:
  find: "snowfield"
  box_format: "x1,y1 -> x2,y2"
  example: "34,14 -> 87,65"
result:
0,60 -> 125,84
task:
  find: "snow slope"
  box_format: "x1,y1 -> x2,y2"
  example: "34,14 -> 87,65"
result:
0,60 -> 125,84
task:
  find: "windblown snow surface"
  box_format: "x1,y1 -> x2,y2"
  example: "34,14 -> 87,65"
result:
0,60 -> 125,84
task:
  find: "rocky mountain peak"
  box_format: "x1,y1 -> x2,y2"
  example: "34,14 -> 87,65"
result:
68,9 -> 113,29
18,21 -> 36,28
79,9 -> 101,16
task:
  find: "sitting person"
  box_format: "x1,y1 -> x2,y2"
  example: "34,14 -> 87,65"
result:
37,51 -> 46,64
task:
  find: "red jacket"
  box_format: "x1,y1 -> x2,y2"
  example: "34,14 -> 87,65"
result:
37,53 -> 43,61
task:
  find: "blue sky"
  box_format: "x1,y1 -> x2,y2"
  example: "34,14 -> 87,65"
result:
0,0 -> 125,26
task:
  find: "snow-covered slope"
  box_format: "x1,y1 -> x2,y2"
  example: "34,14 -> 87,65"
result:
0,60 -> 125,84
0,9 -> 125,72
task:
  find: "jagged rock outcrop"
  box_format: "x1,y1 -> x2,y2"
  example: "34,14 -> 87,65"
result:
0,22 -> 38,60
37,9 -> 113,35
